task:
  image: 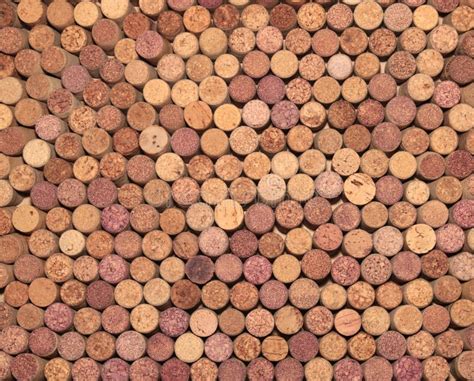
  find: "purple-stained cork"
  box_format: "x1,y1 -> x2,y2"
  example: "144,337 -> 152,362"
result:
170,128 -> 200,158
102,305 -> 130,335
392,356 -> 422,381
44,303 -> 74,333
99,254 -> 130,285
243,255 -> 272,285
205,333 -> 233,362
161,358 -> 190,381
334,359 -> 363,381
218,358 -> 246,381
101,358 -> 130,381
28,327 -> 58,358
257,75 -> 286,105
331,256 -> 361,286
101,204 -> 129,234
245,204 -> 275,235
87,178 -> 118,209
159,307 -> 190,338
271,101 -> 300,130
247,358 -> 274,381
259,280 -> 289,310
86,280 -> 115,311
289,331 -> 319,362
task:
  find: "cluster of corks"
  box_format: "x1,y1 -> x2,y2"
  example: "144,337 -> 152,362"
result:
0,0 -> 473,380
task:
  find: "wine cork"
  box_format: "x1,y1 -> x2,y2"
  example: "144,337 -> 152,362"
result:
391,305 -> 423,335
361,306 -> 390,336
183,6 -> 211,34
435,330 -> 463,359
344,173 -> 376,206
334,308 -> 361,336
347,281 -> 375,310
320,283 -> 347,311
202,281 -> 229,310
319,332 -> 347,362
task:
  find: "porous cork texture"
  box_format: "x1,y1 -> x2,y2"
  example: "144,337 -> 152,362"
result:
0,0 -> 473,378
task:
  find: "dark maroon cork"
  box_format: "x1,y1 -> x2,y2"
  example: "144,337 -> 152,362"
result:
451,200 -> 474,229
271,100 -> 300,130
444,55 -> 474,85
101,204 -> 130,234
170,128 -> 200,158
377,331 -> 407,360
185,255 -> 215,285
421,250 -> 449,279
213,4 -> 240,31
415,103 -> 443,131
10,354 -> 44,381
218,358 -> 246,381
102,305 -> 130,335
28,327 -> 57,358
230,229 -> 258,258
99,254 -> 130,285
257,75 -> 285,105
275,357 -> 304,381
243,255 -> 272,285
313,223 -> 343,252
269,4 -> 297,31
80,45 -> 107,73
361,254 -> 392,286
332,203 -> 361,232
47,89 -> 76,118
159,307 -> 190,338
101,358 -> 130,381
259,280 -> 288,310
161,358 -> 190,381
72,358 -> 101,381
392,356 -> 422,381
363,356 -> 393,381
385,96 -> 417,128
422,304 -> 450,334
13,254 -> 44,284
205,333 -> 233,362
392,251 -> 422,282
312,29 -> 340,57
147,333 -> 175,362
357,100 -> 385,128
159,104 -> 185,132
304,197 -> 332,226
328,100 -> 357,130
331,256 -> 361,286
446,150 -> 474,180
58,331 -> 86,361
375,176 -> 403,206
289,331 -> 319,362
215,254 -> 243,283
35,115 -> 66,143
86,280 -> 115,310
243,51 -> 270,80
432,81 -> 461,109
436,223 -> 465,254
62,65 -> 92,94
123,12 -> 152,40
44,303 -> 74,333
247,358 -> 274,381
417,152 -> 446,181
245,204 -> 275,235
334,359 -> 363,381
130,358 -> 160,381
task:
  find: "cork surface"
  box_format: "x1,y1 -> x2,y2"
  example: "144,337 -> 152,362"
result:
0,0 -> 472,377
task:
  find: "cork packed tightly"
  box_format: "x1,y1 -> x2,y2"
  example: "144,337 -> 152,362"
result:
0,0 -> 473,379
